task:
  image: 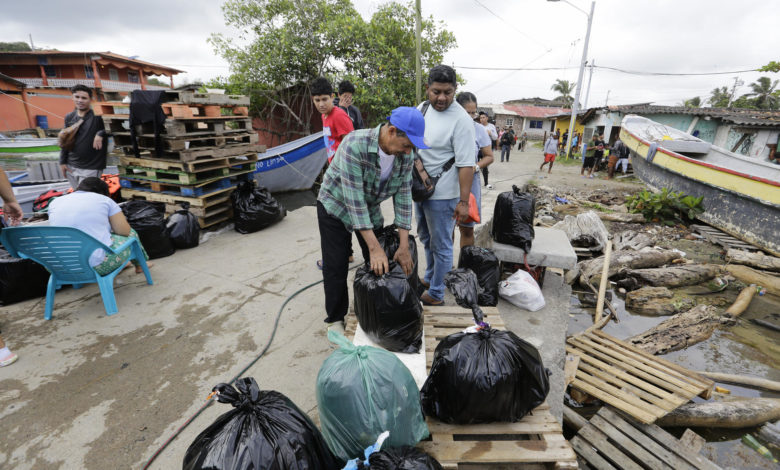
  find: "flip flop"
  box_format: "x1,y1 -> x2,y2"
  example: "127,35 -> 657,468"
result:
316,259 -> 323,270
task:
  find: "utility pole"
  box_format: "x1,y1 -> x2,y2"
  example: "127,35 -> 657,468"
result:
561,1 -> 595,160
583,59 -> 594,111
605,89 -> 610,106
728,76 -> 743,107
415,0 -> 422,103
28,34 -> 35,50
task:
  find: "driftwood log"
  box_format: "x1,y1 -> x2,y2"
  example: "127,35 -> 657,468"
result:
628,305 -> 720,355
724,285 -> 757,317
624,286 -> 695,316
613,230 -> 654,251
597,212 -> 646,223
620,264 -> 721,289
723,265 -> 780,294
694,371 -> 780,393
579,248 -> 683,287
726,249 -> 780,272
656,398 -> 780,428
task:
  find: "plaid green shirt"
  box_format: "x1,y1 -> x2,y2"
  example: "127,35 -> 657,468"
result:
318,125 -> 414,232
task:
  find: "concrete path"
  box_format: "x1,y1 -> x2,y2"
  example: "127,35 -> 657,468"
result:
0,144 -> 569,469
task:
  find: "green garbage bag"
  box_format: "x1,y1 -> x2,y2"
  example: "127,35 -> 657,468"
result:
316,330 -> 429,461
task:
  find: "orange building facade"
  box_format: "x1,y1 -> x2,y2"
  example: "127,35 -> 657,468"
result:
0,51 -> 182,131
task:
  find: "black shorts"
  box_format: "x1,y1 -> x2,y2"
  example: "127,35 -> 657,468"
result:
582,156 -> 595,169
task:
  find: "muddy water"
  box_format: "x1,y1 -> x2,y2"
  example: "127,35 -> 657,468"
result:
568,284 -> 780,468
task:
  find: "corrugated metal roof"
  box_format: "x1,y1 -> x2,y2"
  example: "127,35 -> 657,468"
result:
609,104 -> 780,127
504,104 -> 571,118
0,51 -> 184,74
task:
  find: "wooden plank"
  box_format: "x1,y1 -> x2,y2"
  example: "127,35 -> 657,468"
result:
573,371 -> 664,422
577,425 -> 644,470
589,414 -> 672,470
564,354 -> 580,387
570,377 -> 659,424
622,415 -> 722,470
570,335 -> 703,394
566,345 -> 689,405
120,185 -> 235,207
570,436 -> 619,470
576,361 -> 685,411
419,440 -> 576,465
680,429 -> 706,454
119,153 -> 259,174
591,330 -> 714,397
598,408 -> 709,470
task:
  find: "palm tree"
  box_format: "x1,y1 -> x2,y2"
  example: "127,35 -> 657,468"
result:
746,76 -> 779,110
708,87 -> 730,107
551,79 -> 575,107
680,96 -> 701,108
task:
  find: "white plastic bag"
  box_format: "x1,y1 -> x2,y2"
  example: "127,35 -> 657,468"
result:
499,269 -> 545,311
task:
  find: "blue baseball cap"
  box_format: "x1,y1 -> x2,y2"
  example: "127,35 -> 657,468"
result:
387,106 -> 429,149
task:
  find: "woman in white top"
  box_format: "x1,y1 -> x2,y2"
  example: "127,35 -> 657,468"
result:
455,92 -> 494,248
48,177 -> 149,275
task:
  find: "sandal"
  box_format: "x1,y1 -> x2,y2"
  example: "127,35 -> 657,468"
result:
316,259 -> 323,270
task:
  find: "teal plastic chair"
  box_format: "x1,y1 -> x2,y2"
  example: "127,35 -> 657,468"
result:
0,226 -> 153,320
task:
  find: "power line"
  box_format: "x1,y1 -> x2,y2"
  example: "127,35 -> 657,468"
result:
456,64 -> 759,76
471,0 -> 550,52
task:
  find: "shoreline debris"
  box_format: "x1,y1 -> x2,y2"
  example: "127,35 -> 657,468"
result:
656,398 -> 780,429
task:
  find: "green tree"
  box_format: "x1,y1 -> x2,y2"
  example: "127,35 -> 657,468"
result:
0,41 -> 32,52
147,77 -> 170,87
731,94 -> 757,109
745,76 -> 779,109
680,96 -> 701,108
708,86 -> 730,107
209,0 -> 455,139
340,2 -> 456,125
759,61 -> 780,73
550,79 -> 575,107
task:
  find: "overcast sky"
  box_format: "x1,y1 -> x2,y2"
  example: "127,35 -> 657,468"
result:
3,0 -> 778,107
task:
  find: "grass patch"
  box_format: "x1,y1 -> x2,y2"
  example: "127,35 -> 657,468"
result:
579,201 -> 616,213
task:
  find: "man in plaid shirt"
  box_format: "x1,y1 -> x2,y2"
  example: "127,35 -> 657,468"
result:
317,106 -> 429,333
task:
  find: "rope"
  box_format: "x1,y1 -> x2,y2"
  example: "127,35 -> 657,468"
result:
0,89 -> 67,120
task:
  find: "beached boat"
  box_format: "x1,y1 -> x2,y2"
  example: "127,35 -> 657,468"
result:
0,134 -> 59,153
620,114 -> 780,256
254,131 -> 327,192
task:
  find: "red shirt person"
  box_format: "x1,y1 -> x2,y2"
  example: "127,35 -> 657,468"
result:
310,77 -> 354,163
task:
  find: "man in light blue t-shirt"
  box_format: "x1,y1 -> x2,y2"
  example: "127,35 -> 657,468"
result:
416,65 -> 476,305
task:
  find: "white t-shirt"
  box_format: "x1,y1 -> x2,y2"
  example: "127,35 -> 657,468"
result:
417,101 -> 476,200
485,122 -> 498,140
473,121 -> 492,162
48,191 -> 122,266
378,146 -> 395,184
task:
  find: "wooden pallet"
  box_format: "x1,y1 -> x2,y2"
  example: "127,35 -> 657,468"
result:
103,115 -> 253,137
96,101 -> 248,119
119,173 -> 244,197
119,153 -> 259,174
114,132 -> 258,153
165,200 -> 233,228
570,407 -> 721,470
162,90 -> 249,106
346,305 -> 578,469
566,329 -> 714,424
119,162 -> 255,185
121,185 -> 234,209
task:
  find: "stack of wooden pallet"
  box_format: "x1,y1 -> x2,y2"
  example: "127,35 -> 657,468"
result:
98,91 -> 264,228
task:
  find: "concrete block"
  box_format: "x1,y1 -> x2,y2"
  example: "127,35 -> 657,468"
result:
488,227 -> 577,270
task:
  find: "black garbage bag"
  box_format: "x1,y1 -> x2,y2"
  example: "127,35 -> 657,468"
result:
367,447 -> 444,470
120,200 -> 175,259
0,246 -> 49,305
458,246 -> 500,306
420,312 -> 550,424
491,185 -> 535,252
376,225 -> 422,296
353,261 -> 423,353
183,377 -> 342,470
230,180 -> 286,234
443,268 -> 483,320
165,202 -> 200,249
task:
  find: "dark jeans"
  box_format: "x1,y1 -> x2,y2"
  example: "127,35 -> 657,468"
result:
501,144 -> 511,161
481,165 -> 489,185
317,202 -> 373,323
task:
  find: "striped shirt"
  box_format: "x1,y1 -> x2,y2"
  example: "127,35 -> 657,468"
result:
317,125 -> 414,231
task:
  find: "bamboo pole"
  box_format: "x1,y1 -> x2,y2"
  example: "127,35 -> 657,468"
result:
694,371 -> 780,393
594,240 -> 612,324
724,285 -> 757,317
